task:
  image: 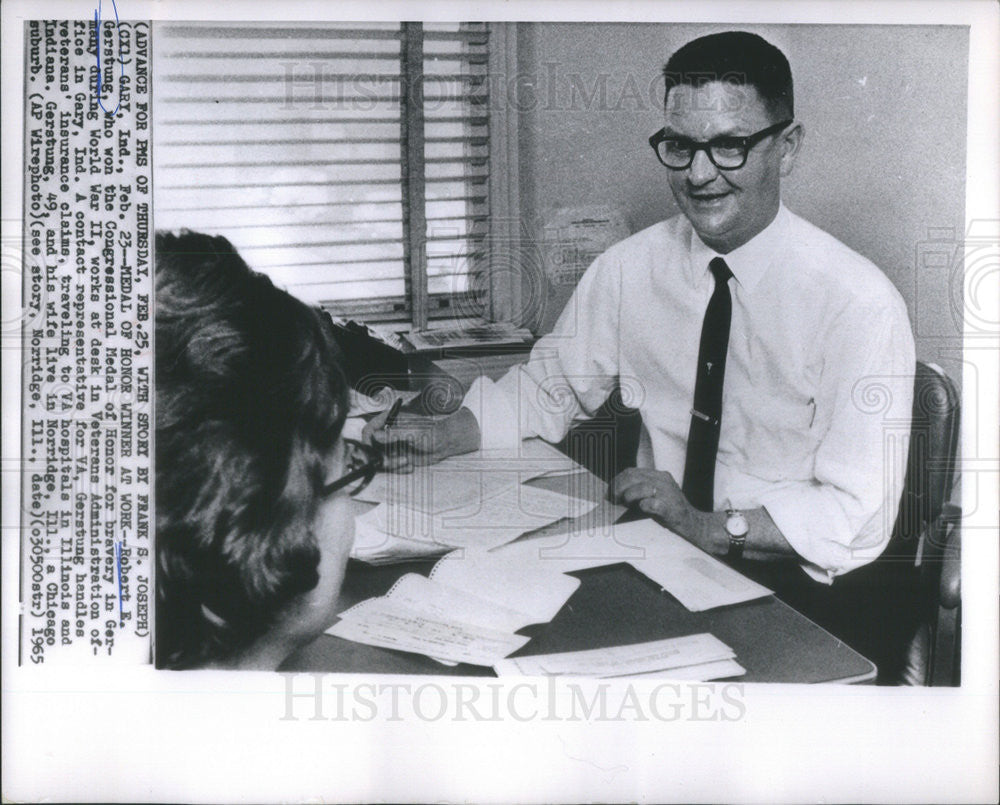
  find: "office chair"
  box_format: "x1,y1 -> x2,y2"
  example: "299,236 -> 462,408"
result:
868,361 -> 962,685
929,502 -> 962,685
900,501 -> 962,685
891,362 -> 962,684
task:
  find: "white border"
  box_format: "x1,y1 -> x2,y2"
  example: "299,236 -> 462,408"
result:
2,2 -> 998,803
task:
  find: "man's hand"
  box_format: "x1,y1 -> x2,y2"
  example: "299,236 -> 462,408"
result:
612,469 -> 798,561
611,468 -> 708,546
362,405 -> 481,472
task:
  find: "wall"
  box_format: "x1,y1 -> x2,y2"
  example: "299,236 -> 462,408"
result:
512,23 -> 968,387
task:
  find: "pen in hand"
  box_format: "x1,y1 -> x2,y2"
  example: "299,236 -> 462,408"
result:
379,398 -> 404,466
383,397 -> 403,432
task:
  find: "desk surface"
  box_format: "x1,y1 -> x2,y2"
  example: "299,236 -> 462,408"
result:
283,470 -> 876,683
283,558 -> 875,683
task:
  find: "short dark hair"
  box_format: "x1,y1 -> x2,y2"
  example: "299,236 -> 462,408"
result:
662,31 -> 793,120
154,230 -> 349,669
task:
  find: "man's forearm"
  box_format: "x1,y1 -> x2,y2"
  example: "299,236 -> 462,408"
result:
613,469 -> 800,562
692,507 -> 797,560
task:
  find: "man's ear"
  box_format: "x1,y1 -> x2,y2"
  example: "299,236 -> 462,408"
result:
779,121 -> 805,177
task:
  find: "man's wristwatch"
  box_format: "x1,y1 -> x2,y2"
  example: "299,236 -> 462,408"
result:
725,507 -> 749,560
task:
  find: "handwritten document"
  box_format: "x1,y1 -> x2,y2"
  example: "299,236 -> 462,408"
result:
385,573 -> 579,632
328,597 -> 529,666
327,555 -> 582,662
380,573 -> 535,633
493,634 -> 737,678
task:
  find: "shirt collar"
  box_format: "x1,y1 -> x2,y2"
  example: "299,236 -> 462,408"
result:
687,203 -> 791,293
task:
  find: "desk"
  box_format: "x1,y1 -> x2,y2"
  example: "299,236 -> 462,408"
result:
282,471 -> 876,684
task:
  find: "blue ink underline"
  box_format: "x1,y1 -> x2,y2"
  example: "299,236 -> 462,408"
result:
93,0 -> 125,116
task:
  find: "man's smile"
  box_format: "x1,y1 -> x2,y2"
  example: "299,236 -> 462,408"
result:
687,190 -> 732,207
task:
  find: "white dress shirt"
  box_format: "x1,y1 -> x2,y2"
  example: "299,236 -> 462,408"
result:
463,204 -> 915,581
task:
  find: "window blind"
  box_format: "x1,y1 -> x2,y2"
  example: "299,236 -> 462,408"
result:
152,21 -> 490,323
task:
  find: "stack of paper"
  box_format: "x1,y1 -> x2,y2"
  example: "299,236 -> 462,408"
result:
327,562 -> 580,666
350,442 -> 597,562
440,439 -> 581,477
352,467 -> 518,512
351,440 -> 583,513
493,634 -> 744,681
351,516 -> 449,565
402,321 -> 533,352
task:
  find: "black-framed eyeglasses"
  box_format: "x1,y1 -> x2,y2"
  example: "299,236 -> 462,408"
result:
322,439 -> 384,498
649,120 -> 793,170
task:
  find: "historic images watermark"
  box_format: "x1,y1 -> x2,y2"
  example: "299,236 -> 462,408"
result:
280,673 -> 747,723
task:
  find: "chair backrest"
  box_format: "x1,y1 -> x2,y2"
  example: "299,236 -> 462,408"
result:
885,361 -> 961,563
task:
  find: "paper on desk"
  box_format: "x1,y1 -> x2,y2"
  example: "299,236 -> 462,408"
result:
363,483 -> 598,551
351,439 -> 583,513
482,524 -> 651,572
492,633 -> 736,678
612,520 -> 773,612
622,658 -> 746,681
473,518 -> 771,612
352,467 -> 519,512
443,438 -> 579,478
634,555 -> 773,612
382,573 -> 534,633
328,597 -> 529,666
437,483 -> 597,545
430,552 -> 581,627
350,507 -> 448,563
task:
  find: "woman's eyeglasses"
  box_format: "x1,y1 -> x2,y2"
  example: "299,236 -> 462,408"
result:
322,439 -> 384,498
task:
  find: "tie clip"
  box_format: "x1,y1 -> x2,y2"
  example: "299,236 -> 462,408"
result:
690,408 -> 719,426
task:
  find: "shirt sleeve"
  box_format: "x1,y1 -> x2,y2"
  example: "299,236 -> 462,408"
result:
758,297 -> 916,583
461,252 -> 623,449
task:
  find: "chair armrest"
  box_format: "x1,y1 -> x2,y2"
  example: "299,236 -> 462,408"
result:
939,504 -> 961,610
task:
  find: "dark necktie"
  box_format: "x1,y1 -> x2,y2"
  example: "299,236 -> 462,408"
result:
682,256 -> 733,512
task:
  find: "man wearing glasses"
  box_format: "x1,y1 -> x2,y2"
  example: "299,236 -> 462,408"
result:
371,31 -> 914,661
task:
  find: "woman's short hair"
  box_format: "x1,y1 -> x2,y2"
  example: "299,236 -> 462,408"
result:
155,230 -> 349,668
662,31 -> 794,121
